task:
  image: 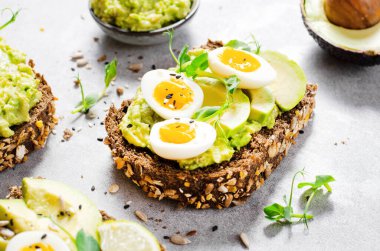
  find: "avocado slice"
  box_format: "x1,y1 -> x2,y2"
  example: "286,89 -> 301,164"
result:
196,77 -> 226,107
0,199 -> 40,233
261,51 -> 307,112
246,87 -> 275,124
301,0 -> 380,65
220,89 -> 251,132
22,178 -> 102,241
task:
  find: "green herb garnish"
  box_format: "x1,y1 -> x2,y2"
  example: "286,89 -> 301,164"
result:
298,175 -> 335,227
0,8 -> 20,31
76,229 -> 100,251
264,170 -> 335,228
72,58 -> 118,114
225,35 -> 261,54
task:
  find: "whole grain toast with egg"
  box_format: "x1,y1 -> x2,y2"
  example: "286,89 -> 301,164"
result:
104,40 -> 317,209
0,60 -> 57,172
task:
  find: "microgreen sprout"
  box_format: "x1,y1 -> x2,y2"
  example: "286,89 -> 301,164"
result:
264,170 -> 335,228
298,175 -> 335,227
72,58 -> 118,114
225,35 -> 261,54
0,8 -> 20,31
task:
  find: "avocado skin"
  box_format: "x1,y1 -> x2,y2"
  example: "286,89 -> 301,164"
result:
300,1 -> 380,66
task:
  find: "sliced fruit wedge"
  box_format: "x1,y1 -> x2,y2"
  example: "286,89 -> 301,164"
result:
246,87 -> 275,124
261,51 -> 307,111
220,89 -> 251,132
98,220 -> 161,251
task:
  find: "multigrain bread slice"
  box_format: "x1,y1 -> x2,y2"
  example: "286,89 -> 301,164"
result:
105,85 -> 317,209
0,61 -> 57,171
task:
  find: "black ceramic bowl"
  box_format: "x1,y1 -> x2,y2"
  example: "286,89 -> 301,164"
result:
89,0 -> 200,45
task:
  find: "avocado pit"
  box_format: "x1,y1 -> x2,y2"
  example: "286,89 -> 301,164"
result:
324,0 -> 380,29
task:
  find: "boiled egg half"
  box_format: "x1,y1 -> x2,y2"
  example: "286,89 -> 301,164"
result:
6,231 -> 70,251
150,118 -> 216,160
141,69 -> 204,119
208,47 -> 277,89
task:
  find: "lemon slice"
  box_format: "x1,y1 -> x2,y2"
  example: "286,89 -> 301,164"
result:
98,220 -> 161,251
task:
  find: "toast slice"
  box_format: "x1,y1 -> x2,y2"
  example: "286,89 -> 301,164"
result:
104,83 -> 317,209
0,61 -> 57,171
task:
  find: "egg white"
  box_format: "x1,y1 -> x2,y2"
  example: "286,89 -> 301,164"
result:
208,47 -> 277,89
150,118 -> 216,160
141,69 -> 204,119
6,231 -> 70,251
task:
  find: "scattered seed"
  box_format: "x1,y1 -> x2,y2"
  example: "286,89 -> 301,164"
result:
41,233 -> 47,240
85,64 -> 92,70
240,232 -> 250,249
151,64 -> 156,70
97,138 -> 103,142
93,37 -> 99,42
186,230 -> 197,237
108,184 -> 120,194
0,221 -> 9,227
116,87 -> 124,96
126,200 -> 133,205
128,63 -> 143,73
86,110 -> 97,120
76,59 -> 88,68
71,51 -> 84,61
91,186 -> 95,191
163,236 -> 170,239
97,54 -> 107,62
135,210 -> 148,222
299,130 -> 304,134
212,225 -> 218,232
123,204 -> 130,210
170,235 -> 191,245
63,129 -> 73,141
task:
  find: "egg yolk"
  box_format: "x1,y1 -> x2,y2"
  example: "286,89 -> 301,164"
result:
21,243 -> 54,251
159,122 -> 196,144
153,77 -> 193,110
219,47 -> 261,72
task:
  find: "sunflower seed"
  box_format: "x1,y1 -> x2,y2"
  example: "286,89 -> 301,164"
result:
135,210 -> 148,222
170,234 -> 191,245
108,184 -> 120,194
0,221 -> 9,227
240,232 -> 250,249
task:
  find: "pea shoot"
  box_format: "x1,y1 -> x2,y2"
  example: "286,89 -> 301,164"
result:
263,170 -> 335,228
0,8 -> 20,31
72,58 -> 118,114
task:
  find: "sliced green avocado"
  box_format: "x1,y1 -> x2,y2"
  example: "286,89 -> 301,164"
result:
0,237 -> 6,251
301,0 -> 380,65
220,89 -> 251,132
261,51 -> 307,112
0,199 -> 40,233
246,87 -> 275,124
22,178 -> 102,241
196,77 -> 226,107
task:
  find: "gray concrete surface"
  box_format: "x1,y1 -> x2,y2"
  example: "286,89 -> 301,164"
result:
1,0 -> 380,250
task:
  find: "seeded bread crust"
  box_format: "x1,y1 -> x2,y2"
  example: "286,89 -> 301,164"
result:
0,61 -> 57,171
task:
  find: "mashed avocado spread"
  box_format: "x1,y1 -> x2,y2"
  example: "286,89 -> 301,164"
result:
0,38 -> 41,138
119,87 -> 278,170
91,0 -> 192,32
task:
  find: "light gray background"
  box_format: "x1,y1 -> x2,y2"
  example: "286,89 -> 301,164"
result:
1,0 -> 380,250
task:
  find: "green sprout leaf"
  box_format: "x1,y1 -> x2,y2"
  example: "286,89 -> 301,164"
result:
72,58 -> 118,114
192,106 -> 220,122
223,75 -> 240,94
263,203 -> 285,221
185,53 -> 209,78
225,35 -> 261,54
178,45 -> 191,72
104,59 -> 118,88
76,230 -> 100,251
225,40 -> 251,52
298,175 -> 335,192
0,8 -> 20,31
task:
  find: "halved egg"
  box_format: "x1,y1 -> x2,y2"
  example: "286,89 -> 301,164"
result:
208,47 -> 277,89
6,231 -> 70,251
141,69 -> 204,119
150,118 -> 216,160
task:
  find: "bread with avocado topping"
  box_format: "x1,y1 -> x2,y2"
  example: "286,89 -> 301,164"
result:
0,60 -> 57,171
104,83 -> 317,209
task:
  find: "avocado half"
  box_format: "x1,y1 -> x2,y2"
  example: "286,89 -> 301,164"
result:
301,0 -> 380,66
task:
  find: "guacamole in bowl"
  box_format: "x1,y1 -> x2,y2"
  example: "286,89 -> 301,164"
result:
91,0 -> 193,32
